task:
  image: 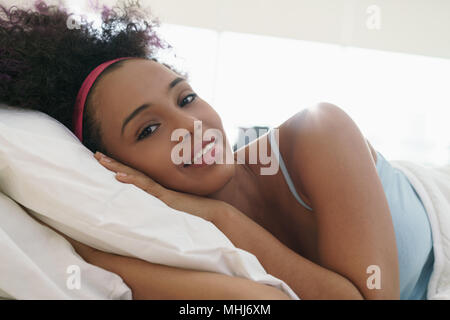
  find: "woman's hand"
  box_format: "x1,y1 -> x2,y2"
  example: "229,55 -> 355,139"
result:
94,152 -> 231,224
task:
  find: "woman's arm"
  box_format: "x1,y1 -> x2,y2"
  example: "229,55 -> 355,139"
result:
80,247 -> 291,300
216,204 -> 365,299
290,103 -> 399,299
32,216 -> 290,300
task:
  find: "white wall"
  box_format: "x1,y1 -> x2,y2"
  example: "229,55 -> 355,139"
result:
142,0 -> 450,60
156,25 -> 450,166
4,0 -> 450,59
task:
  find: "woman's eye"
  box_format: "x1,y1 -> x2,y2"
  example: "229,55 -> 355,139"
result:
180,93 -> 197,107
137,124 -> 160,141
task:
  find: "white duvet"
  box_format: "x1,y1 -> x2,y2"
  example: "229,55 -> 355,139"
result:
390,160 -> 450,299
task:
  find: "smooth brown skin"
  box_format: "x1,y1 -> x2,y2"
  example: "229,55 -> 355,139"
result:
62,57 -> 399,299
91,57 -> 236,196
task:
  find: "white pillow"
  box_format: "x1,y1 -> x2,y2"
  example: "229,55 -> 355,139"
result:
0,105 -> 299,300
0,191 -> 132,299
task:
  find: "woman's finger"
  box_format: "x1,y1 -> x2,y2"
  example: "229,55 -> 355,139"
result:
115,171 -> 166,199
95,152 -> 138,176
94,152 -> 168,198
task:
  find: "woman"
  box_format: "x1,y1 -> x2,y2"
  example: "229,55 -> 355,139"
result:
0,1 -> 434,300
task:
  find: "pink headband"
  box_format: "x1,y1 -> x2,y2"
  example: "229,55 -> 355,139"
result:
73,57 -> 134,142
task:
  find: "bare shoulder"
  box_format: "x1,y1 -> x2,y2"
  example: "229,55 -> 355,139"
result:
281,102 -> 360,140
274,102 -> 379,209
273,103 -> 340,205
280,102 -> 378,170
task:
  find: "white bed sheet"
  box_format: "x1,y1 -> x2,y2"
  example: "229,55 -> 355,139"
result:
0,191 -> 132,300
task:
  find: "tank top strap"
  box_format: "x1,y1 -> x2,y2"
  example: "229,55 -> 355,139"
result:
269,128 -> 313,211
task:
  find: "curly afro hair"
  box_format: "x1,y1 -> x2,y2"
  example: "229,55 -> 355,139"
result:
0,0 -> 185,155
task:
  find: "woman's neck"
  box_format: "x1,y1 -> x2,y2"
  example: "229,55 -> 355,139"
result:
206,157 -> 269,224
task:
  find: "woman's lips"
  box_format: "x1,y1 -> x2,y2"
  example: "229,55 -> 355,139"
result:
183,138 -> 217,168
192,137 -> 215,163
187,146 -> 216,168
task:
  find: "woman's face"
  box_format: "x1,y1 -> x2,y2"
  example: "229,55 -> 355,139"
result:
91,58 -> 235,195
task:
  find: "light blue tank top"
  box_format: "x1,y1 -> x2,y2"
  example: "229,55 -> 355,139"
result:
268,129 -> 434,300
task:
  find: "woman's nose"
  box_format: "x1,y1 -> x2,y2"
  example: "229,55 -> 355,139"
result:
169,110 -> 203,136
168,117 -> 198,142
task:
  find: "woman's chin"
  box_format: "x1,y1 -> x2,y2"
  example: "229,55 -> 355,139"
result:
181,163 -> 235,196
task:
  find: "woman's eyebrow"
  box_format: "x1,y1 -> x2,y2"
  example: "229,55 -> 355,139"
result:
121,77 -> 186,136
